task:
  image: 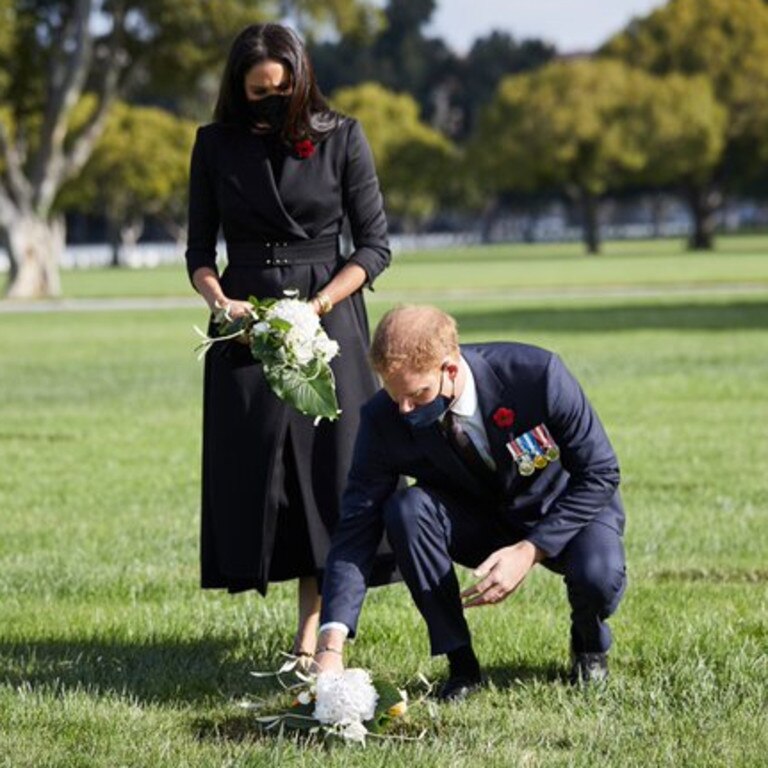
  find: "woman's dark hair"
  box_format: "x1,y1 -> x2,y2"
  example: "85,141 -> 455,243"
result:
213,23 -> 340,141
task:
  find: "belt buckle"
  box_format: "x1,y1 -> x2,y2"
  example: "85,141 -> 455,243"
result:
264,241 -> 290,266
274,241 -> 289,266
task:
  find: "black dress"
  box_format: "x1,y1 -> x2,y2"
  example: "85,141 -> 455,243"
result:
186,117 -> 396,594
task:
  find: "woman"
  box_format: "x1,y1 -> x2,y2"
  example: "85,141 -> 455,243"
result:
186,23 -> 395,658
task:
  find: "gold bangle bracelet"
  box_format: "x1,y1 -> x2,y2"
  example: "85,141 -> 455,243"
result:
315,292 -> 333,316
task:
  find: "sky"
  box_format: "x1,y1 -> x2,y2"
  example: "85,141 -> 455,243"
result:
425,0 -> 668,54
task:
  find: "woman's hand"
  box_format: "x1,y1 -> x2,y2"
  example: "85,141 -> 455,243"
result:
213,298 -> 253,320
309,292 -> 333,317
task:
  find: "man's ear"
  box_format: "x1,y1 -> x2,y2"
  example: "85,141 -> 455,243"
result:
444,360 -> 460,379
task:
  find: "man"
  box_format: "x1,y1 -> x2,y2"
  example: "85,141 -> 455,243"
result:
314,305 -> 626,700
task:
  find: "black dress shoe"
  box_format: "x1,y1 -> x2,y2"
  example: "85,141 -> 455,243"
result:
437,674 -> 482,702
569,651 -> 609,685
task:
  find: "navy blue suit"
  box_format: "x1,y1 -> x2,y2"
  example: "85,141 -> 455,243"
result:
321,343 -> 627,655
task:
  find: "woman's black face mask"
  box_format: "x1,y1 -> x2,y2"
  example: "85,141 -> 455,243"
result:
245,95 -> 290,130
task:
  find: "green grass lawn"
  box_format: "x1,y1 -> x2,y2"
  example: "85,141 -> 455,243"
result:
1,243 -> 767,766
57,234 -> 768,299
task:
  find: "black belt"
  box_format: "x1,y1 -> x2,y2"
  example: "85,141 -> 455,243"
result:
226,235 -> 340,267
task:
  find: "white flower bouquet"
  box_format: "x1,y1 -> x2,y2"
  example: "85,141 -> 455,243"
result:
195,290 -> 340,422
244,656 -> 415,745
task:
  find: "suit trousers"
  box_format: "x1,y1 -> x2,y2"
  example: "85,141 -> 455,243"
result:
382,486 -> 627,656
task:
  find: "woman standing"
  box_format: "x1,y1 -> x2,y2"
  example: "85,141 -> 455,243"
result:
186,23 -> 394,657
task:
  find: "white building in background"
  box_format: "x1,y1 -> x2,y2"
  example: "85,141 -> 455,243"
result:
1,195 -> 767,272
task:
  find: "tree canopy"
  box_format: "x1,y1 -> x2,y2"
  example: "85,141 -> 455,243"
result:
469,57 -> 725,252
600,0 -> 768,247
310,1 -> 555,138
602,0 -> 768,145
332,82 -> 457,226
57,100 -> 196,260
0,0 -> 380,296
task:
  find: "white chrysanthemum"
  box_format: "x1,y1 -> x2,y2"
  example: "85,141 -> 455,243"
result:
289,336 -> 316,365
313,669 -> 378,726
313,336 -> 340,363
340,720 -> 368,743
269,299 -> 320,337
251,321 -> 270,337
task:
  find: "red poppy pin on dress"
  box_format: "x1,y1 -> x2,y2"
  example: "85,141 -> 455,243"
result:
492,407 -> 515,429
294,139 -> 316,159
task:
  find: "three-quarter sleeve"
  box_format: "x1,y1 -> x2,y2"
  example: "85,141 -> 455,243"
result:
185,127 -> 220,285
341,119 -> 391,287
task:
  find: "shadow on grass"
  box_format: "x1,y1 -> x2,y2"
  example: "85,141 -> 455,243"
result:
451,300 -> 768,335
191,712 -> 326,748
482,661 -> 565,690
0,637 -> 287,704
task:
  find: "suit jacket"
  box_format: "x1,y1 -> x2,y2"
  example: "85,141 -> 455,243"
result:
321,342 -> 625,635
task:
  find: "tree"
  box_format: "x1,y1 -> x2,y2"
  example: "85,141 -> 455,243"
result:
309,4 -> 555,140
332,82 -> 457,228
454,31 -> 555,138
0,0 -> 379,298
468,58 -> 725,253
601,0 -> 768,248
57,101 -> 196,265
310,0 -> 452,119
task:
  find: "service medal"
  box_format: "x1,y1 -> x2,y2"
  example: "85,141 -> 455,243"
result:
520,432 -> 547,469
518,458 -> 535,476
506,438 -> 536,475
535,423 -> 561,462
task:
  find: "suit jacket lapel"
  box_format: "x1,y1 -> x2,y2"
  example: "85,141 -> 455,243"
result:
264,149 -> 310,238
463,348 -> 518,491
411,422 -> 492,498
228,132 -> 308,239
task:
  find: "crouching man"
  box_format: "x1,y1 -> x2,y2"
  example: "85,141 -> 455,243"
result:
315,305 -> 627,700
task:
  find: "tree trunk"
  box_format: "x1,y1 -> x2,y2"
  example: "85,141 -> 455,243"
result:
522,205 -> 539,243
109,221 -> 122,268
3,215 -> 65,298
118,218 -> 144,267
685,184 -> 721,251
651,193 -> 666,238
580,191 -> 600,254
480,196 -> 499,244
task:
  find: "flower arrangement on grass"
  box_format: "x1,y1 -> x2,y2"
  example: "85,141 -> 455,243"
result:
244,655 -> 417,745
195,290 -> 340,422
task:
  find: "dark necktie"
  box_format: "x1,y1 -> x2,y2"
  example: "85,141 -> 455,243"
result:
442,411 -> 495,483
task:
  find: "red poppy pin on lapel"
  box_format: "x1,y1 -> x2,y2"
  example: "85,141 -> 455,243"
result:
492,407 -> 515,429
294,139 -> 316,158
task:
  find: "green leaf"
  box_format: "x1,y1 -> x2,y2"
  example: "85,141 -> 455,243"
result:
269,318 -> 292,333
215,315 -> 249,336
266,363 -> 340,421
249,335 -> 273,361
368,679 -> 406,730
372,679 -> 405,716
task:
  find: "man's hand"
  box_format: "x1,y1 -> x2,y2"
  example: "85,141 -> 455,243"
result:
461,540 -> 545,608
312,628 -> 346,674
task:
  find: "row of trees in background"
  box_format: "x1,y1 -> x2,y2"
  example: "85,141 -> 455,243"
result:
2,0 -> 768,297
